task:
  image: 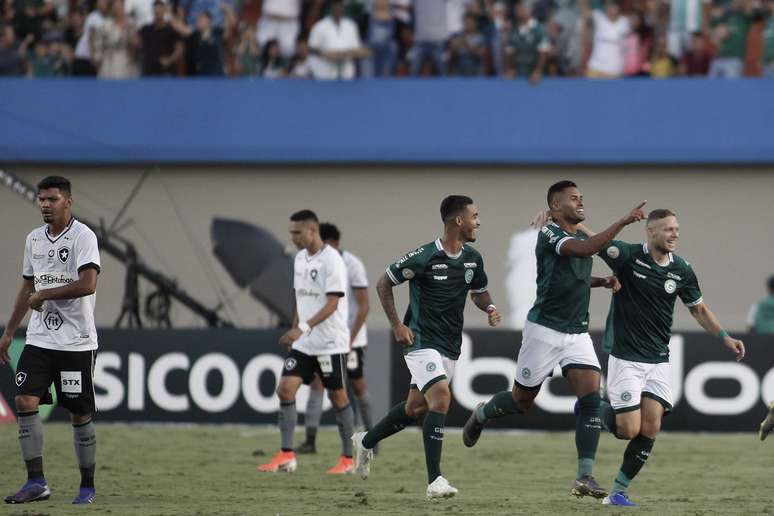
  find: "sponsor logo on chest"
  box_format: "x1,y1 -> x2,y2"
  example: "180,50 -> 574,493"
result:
635,259 -> 651,269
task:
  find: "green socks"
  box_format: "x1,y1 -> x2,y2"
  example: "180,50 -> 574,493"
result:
477,390 -> 522,423
600,399 -> 618,437
423,411 -> 446,483
612,434 -> 655,492
362,401 -> 415,449
575,392 -> 601,477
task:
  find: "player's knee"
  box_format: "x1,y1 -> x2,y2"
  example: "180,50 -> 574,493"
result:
14,395 -> 38,413
71,413 -> 92,425
351,380 -> 367,397
405,402 -> 427,418
328,389 -> 349,409
511,388 -> 536,412
275,384 -> 294,402
617,423 -> 640,440
640,419 -> 661,438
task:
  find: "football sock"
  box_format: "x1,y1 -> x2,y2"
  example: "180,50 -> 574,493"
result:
278,400 -> 297,452
362,401 -> 415,449
423,411 -> 446,484
576,392 -> 601,476
73,418 -> 96,488
18,411 -> 44,481
600,399 -> 618,437
335,403 -> 355,457
612,434 -> 655,492
304,387 -> 324,445
356,392 -> 374,431
477,390 -> 522,423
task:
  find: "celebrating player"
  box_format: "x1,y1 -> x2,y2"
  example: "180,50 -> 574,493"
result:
297,223 -> 373,455
0,176 -> 101,504
258,210 -> 356,474
462,181 -> 645,499
594,209 -> 745,506
351,195 -> 502,499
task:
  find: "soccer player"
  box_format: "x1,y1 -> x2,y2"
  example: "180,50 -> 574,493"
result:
594,209 -> 745,506
297,223 -> 373,455
0,176 -> 101,504
258,210 -> 356,474
461,181 -> 646,499
351,195 -> 502,499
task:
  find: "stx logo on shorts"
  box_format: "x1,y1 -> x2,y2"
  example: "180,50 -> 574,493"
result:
61,371 -> 82,394
426,362 -> 437,372
44,311 -> 64,331
621,391 -> 633,402
15,372 -> 27,386
284,358 -> 297,371
521,367 -> 531,379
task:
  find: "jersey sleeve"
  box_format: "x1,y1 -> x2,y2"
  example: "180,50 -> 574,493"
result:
469,255 -> 488,293
678,264 -> 703,307
76,230 -> 101,274
348,255 -> 368,289
597,240 -> 633,272
385,246 -> 426,286
22,234 -> 33,279
537,224 -> 571,256
324,254 -> 347,297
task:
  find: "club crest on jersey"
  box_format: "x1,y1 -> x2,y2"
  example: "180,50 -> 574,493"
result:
310,269 -> 318,281
15,372 -> 27,386
57,247 -> 70,263
465,269 -> 474,284
284,358 -> 297,371
606,246 -> 620,259
664,279 -> 677,294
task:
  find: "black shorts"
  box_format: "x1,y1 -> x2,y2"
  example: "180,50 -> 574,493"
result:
281,349 -> 347,391
346,347 -> 366,380
15,344 -> 96,415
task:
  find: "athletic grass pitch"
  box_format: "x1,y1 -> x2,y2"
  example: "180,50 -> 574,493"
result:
0,423 -> 768,515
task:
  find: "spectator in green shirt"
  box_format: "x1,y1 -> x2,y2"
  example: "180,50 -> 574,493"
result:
708,0 -> 754,77
747,276 -> 774,334
504,0 -> 551,84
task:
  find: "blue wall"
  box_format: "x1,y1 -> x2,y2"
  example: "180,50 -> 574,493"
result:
1,78 -> 772,164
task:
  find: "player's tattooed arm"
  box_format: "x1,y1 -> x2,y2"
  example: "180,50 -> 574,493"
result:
0,278 -> 34,364
688,302 -> 746,361
559,201 -> 647,258
470,291 -> 502,327
376,273 -> 414,345
591,276 -> 621,292
28,268 -> 98,311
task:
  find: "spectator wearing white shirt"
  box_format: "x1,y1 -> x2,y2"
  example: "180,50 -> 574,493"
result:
125,0 -> 157,28
73,0 -> 110,75
257,0 -> 302,59
308,0 -> 369,80
580,0 -> 630,78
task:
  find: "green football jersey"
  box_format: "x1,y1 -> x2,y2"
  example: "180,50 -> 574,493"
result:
599,241 -> 703,363
386,239 -> 488,360
527,222 -> 593,334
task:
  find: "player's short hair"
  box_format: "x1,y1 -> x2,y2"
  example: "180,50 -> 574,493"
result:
290,209 -> 318,223
647,209 -> 676,224
440,195 -> 474,223
37,176 -> 71,196
319,222 -> 340,242
546,180 -> 577,207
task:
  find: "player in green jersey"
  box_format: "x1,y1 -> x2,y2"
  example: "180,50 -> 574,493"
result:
462,180 -> 646,499
593,209 -> 745,507
351,195 -> 502,499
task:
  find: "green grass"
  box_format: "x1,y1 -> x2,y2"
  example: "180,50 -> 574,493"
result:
0,423 -> 769,515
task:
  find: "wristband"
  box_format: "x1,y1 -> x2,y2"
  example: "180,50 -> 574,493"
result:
486,304 -> 497,313
298,322 -> 311,335
718,329 -> 729,339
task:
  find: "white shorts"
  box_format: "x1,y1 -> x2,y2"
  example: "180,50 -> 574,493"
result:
607,355 -> 673,413
257,17 -> 300,58
514,320 -> 601,389
404,348 -> 456,392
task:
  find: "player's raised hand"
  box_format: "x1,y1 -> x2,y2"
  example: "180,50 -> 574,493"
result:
529,209 -> 551,229
723,336 -> 745,362
0,333 -> 11,364
392,323 -> 414,346
487,306 -> 502,327
622,201 -> 647,225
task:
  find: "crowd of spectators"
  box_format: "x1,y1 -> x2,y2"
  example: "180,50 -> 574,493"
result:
0,0 -> 772,79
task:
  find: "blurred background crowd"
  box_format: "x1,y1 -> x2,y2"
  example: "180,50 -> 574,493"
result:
0,0 -> 772,79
